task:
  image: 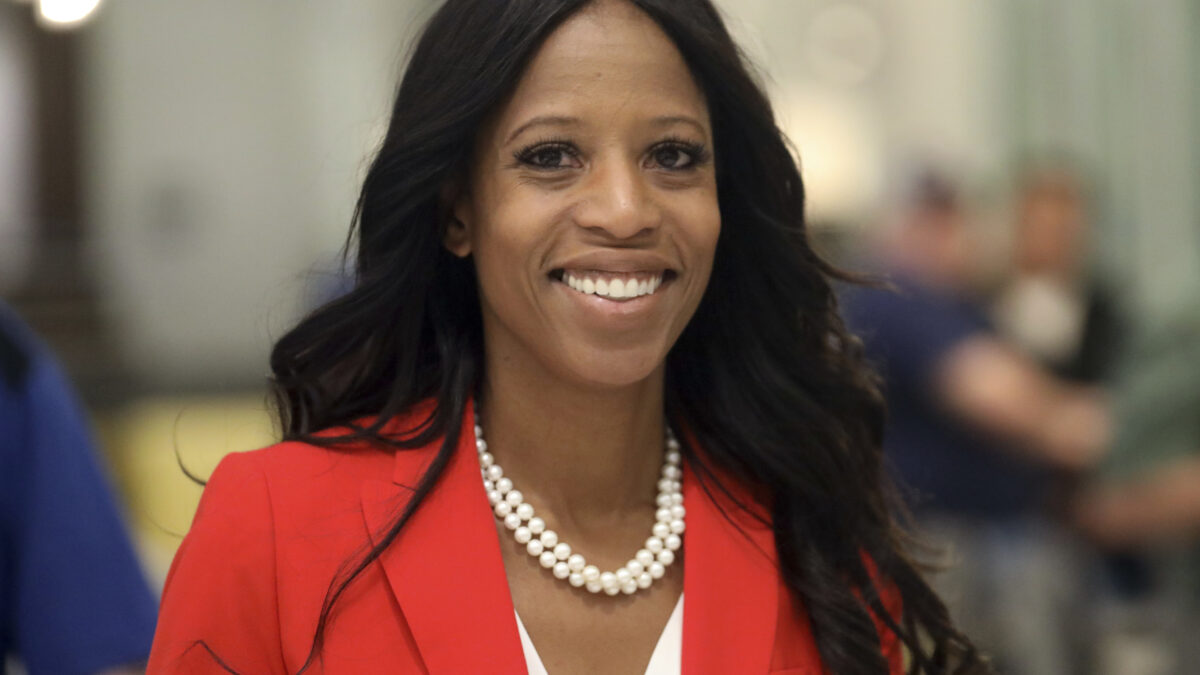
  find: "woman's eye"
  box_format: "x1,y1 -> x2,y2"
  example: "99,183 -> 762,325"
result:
517,144 -> 579,170
649,143 -> 705,170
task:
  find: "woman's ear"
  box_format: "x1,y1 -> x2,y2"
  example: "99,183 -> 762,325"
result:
441,181 -> 472,258
444,213 -> 472,258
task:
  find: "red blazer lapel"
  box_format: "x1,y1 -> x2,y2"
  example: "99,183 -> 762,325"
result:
682,458 -> 779,675
360,399 -> 527,674
357,402 -> 783,673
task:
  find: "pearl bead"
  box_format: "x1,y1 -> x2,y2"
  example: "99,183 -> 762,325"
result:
657,478 -> 674,493
503,513 -> 521,530
657,549 -> 675,566
514,527 -> 532,544
652,522 -> 670,539
526,539 -> 544,556
494,502 -> 512,518
528,517 -> 545,535
637,572 -> 653,589
483,479 -> 494,492
626,560 -> 644,576
636,549 -> 655,566
600,572 -> 617,590
616,568 -> 632,585
539,530 -> 558,548
476,438 -> 487,453
646,536 -> 664,554
553,562 -> 571,579
656,508 -> 672,523
474,424 -> 483,438
539,551 -> 557,569
663,465 -> 682,480
621,580 -> 638,594
479,451 -> 493,468
665,533 -> 682,551
569,572 -> 585,587
604,585 -> 621,596
515,503 -> 534,521
487,490 -> 502,506
495,477 -> 512,494
486,465 -> 503,482
667,438 -> 680,452
586,579 -> 603,593
656,494 -> 673,508
567,554 -> 586,572
671,493 -> 683,505
504,490 -> 523,507
669,519 -> 685,535
649,562 -> 666,579
670,504 -> 686,519
583,565 -> 600,582
553,543 -> 571,560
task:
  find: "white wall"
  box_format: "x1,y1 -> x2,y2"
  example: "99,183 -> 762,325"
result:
82,1 -> 433,388
715,0 -> 1009,224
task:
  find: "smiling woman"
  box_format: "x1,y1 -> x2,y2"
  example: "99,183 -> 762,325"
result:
148,1 -> 988,674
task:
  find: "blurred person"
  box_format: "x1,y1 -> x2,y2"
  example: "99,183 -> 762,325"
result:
842,171 -> 1110,675
1074,449 -> 1200,674
1072,332 -> 1200,674
0,302 -> 158,674
148,1 -> 993,674
991,161 -> 1122,384
989,161 -> 1171,671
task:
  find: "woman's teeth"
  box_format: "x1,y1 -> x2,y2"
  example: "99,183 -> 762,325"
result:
562,272 -> 664,300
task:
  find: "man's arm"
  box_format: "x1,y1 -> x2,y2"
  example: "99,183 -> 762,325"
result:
934,335 -> 1110,471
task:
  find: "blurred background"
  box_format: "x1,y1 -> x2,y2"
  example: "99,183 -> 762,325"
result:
2,0 -> 1197,673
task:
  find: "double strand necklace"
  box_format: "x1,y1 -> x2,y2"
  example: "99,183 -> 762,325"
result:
475,412 -> 685,596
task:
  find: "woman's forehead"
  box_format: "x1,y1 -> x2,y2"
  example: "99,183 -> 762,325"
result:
489,1 -> 710,141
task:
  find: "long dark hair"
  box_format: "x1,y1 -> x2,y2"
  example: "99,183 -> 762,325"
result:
269,1 -> 988,673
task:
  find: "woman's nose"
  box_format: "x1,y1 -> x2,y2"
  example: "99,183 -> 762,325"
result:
573,159 -> 661,241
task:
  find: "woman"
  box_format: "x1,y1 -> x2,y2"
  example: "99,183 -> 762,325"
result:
149,0 -> 987,673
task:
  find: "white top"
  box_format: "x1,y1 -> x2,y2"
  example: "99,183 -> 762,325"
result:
514,594 -> 684,675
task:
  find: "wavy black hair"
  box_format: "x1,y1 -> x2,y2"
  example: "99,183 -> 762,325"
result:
268,1 -> 989,673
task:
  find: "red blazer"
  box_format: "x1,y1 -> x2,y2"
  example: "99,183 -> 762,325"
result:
149,400 -> 902,674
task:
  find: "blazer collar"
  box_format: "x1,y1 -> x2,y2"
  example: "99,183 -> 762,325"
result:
361,400 -> 779,674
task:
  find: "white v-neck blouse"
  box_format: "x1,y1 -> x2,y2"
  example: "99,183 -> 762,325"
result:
514,594 -> 684,675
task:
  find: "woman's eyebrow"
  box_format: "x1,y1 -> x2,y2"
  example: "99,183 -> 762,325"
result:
649,115 -> 708,137
504,114 -> 707,145
505,115 -> 580,144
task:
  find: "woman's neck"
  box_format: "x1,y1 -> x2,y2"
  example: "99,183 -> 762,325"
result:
477,361 -> 667,531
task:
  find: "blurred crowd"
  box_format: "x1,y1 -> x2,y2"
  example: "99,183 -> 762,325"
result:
841,161 -> 1200,675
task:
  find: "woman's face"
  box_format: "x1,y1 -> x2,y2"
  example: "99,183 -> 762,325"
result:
450,0 -> 720,390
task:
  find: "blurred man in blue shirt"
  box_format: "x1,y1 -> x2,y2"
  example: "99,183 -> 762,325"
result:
842,172 -> 1109,675
1,302 -> 157,674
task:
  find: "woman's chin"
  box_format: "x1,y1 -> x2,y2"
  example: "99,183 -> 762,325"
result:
555,346 -> 669,392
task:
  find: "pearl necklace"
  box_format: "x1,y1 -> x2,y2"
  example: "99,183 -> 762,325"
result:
475,413 -> 685,596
